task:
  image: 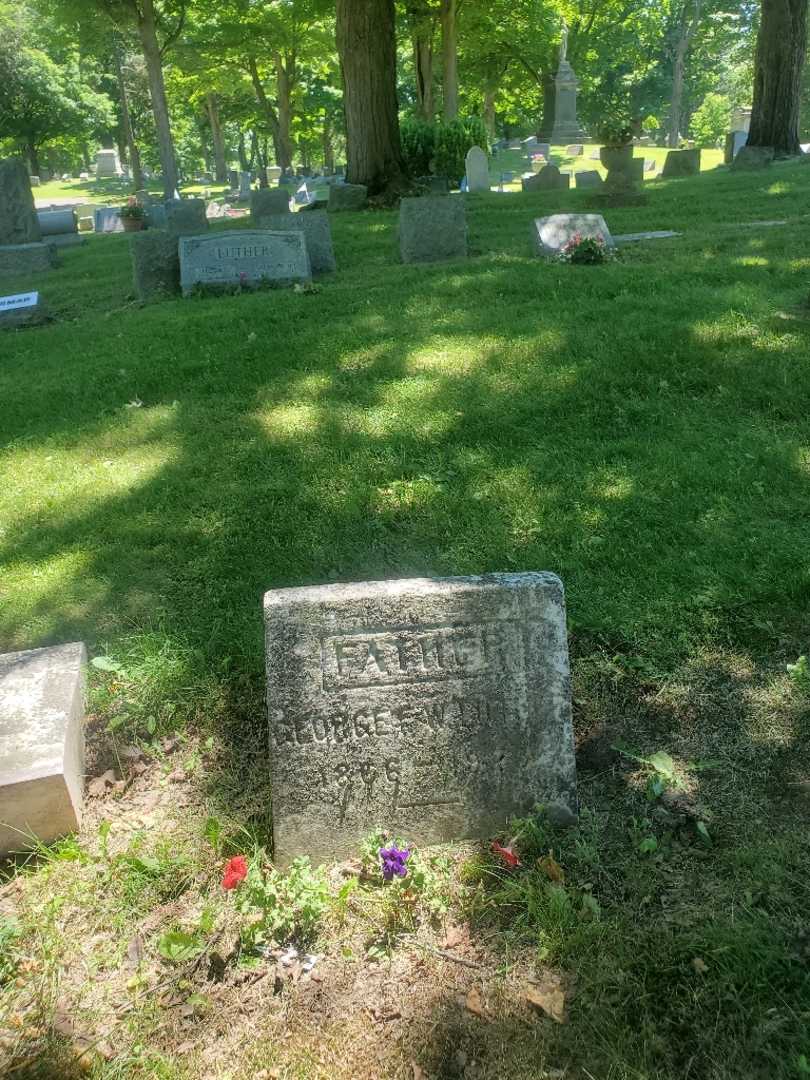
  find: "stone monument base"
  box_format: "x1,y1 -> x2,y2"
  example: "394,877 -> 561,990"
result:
0,242 -> 58,279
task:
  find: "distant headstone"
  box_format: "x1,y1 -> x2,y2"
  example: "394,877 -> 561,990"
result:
0,242 -> 57,279
251,210 -> 336,274
0,158 -> 42,245
0,289 -> 48,329
179,228 -> 311,295
574,170 -> 603,190
251,188 -> 291,218
415,176 -> 450,195
328,183 -> 367,212
532,213 -> 613,257
267,166 -> 283,183
228,169 -> 239,189
0,643 -> 86,855
644,159 -> 656,173
166,199 -> 208,237
36,208 -> 80,248
731,145 -> 774,170
565,144 -> 584,156
521,165 -> 570,192
95,149 -> 122,178
239,172 -> 252,197
589,149 -> 601,160
130,231 -> 181,302
661,148 -> 701,178
264,572 -> 577,866
29,176 -> 40,188
724,131 -> 748,164
93,206 -> 125,234
731,107 -> 752,133
399,196 -> 467,264
465,146 -> 490,193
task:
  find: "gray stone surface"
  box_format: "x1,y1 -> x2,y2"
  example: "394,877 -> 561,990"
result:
94,206 -> 125,234
131,230 -> 181,302
613,230 -> 681,245
545,60 -> 587,143
239,171 -> 252,197
179,228 -> 311,295
661,148 -> 701,178
731,145 -> 774,170
399,196 -> 467,264
251,188 -> 291,219
37,208 -> 77,236
0,158 -> 41,246
724,130 -> 748,164
0,242 -> 57,279
95,149 -> 122,177
264,573 -> 577,866
465,146 -> 490,193
522,165 -> 570,192
250,210 -> 336,274
0,289 -> 48,329
566,144 -> 584,156
532,213 -> 613,257
575,170 -> 603,189
166,199 -> 208,236
0,642 -> 86,855
328,183 -> 367,212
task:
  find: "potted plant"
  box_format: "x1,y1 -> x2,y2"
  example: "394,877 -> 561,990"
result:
119,198 -> 146,232
598,120 -> 634,173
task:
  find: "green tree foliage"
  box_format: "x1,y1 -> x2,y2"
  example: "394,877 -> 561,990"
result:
690,90 -> 730,145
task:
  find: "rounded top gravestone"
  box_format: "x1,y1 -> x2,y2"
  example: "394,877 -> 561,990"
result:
464,146 -> 490,193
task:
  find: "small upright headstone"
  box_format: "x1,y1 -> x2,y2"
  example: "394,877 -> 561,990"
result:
565,144 -> 584,156
166,199 -> 208,236
464,146 -> 490,193
239,172 -> 252,197
731,145 -> 774,171
0,289 -> 48,329
179,228 -> 311,295
267,166 -> 283,184
532,213 -> 613,257
251,188 -> 291,218
95,149 -> 122,178
328,183 -> 367,212
130,231 -> 181,302
521,165 -> 570,192
251,210 -> 336,274
264,573 -> 577,866
661,148 -> 701,178
93,206 -> 125,234
29,176 -> 40,188
228,169 -> 239,189
0,243 -> 57,279
0,643 -> 86,855
574,170 -> 603,190
399,196 -> 467,263
724,131 -> 748,164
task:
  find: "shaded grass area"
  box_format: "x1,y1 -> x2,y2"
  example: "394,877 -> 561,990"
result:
1,161 -> 810,1079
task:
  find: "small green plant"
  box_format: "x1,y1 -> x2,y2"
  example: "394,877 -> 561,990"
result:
787,655 -> 809,693
0,917 -> 21,985
119,199 -> 146,220
400,117 -> 436,177
233,856 -> 329,951
598,119 -> 634,148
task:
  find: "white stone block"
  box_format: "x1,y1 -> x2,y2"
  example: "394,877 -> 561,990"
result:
0,642 -> 86,855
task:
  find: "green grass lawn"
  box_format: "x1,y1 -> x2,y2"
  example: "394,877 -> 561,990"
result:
33,176 -> 230,208
1,161 -> 809,1079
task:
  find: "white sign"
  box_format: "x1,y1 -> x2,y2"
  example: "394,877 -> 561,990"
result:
0,292 -> 38,312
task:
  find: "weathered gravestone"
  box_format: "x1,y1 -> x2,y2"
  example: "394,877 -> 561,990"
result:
29,176 -> 40,188
575,170 -> 603,189
724,131 -> 748,164
465,146 -> 490,193
328,183 -> 367,212
661,148 -> 701,178
0,642 -> 86,856
37,208 -> 82,248
0,158 -> 42,246
265,573 -> 577,866
267,165 -> 283,184
566,144 -> 584,156
532,213 -> 613,257
0,289 -> 48,329
239,172 -> 252,198
130,231 -> 181,301
93,206 -> 125,234
166,199 -> 208,236
179,229 -> 311,295
522,165 -> 570,192
251,188 -> 291,219
0,243 -> 57,279
399,196 -> 467,263
250,210 -> 336,274
95,149 -> 122,178
731,145 -> 774,171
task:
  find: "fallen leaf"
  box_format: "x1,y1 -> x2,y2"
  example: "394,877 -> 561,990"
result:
87,770 -> 117,797
526,981 -> 567,1023
537,852 -> 565,883
125,934 -> 145,968
692,956 -> 708,975
465,987 -> 485,1017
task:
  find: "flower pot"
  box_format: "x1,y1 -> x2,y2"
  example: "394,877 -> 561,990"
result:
121,216 -> 144,232
600,145 -> 633,174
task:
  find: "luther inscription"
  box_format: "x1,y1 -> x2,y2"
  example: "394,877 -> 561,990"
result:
179,228 -> 310,295
265,573 -> 577,866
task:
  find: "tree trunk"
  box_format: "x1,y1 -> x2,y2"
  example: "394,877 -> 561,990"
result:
336,0 -> 405,194
247,57 -> 284,166
748,0 -> 808,154
114,50 -> 144,190
206,93 -> 228,182
136,0 -> 179,197
237,131 -> 249,171
323,115 -> 335,172
27,143 -> 40,176
441,0 -> 458,121
276,57 -> 295,171
483,88 -> 496,139
409,1 -> 434,120
667,0 -> 702,148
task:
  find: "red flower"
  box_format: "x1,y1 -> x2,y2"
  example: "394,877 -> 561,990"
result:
491,841 -> 521,868
222,855 -> 248,890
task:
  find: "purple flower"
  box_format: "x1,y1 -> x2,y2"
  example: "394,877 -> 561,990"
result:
379,845 -> 410,881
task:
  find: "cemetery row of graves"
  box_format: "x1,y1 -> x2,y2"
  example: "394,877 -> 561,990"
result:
1,139 -> 810,1079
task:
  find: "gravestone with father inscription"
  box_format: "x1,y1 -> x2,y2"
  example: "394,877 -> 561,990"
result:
179,229 -> 310,295
265,573 -> 577,866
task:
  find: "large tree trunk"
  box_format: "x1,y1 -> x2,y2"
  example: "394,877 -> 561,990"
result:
206,93 -> 228,182
246,57 -> 284,167
483,88 -> 496,140
748,0 -> 808,154
409,1 -> 434,120
27,143 -> 40,176
441,0 -> 458,120
136,0 -> 179,197
667,0 -> 702,148
276,57 -> 295,171
115,51 -> 144,190
336,0 -> 405,194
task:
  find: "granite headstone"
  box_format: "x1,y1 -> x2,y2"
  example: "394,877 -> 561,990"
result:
399,196 -> 467,263
179,228 -> 311,294
532,213 -> 613,257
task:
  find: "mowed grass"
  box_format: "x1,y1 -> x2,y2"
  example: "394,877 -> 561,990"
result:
1,162 -> 810,1080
